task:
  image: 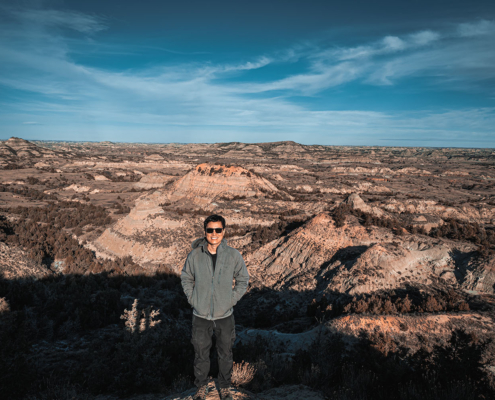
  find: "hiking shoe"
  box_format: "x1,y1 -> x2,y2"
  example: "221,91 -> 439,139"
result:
192,384 -> 209,400
219,387 -> 234,400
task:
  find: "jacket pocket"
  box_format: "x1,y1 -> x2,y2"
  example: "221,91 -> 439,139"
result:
192,284 -> 212,318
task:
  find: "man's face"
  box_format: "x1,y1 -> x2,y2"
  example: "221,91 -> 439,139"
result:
205,221 -> 225,247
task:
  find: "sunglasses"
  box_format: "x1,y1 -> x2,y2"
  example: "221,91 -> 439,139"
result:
206,228 -> 224,234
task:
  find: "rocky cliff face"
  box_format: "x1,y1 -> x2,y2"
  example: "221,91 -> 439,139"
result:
133,172 -> 176,190
247,211 -> 494,295
94,176 -> 495,292
93,163 -> 287,270
381,198 -> 495,224
343,193 -> 495,226
168,163 -> 284,205
93,190 -> 194,270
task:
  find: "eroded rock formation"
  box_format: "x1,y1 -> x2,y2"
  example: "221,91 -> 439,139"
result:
247,211 -> 494,295
168,163 -> 285,205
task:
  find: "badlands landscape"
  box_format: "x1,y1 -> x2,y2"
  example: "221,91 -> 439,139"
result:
1,136 -> 495,399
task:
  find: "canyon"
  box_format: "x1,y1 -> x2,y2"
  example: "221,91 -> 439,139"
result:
1,137 -> 494,399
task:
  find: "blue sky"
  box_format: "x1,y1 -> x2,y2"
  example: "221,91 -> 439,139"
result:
1,0 -> 494,147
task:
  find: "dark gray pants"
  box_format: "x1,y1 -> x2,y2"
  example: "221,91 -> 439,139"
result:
191,314 -> 235,388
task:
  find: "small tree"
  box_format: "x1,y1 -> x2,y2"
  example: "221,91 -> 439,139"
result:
120,299 -> 161,335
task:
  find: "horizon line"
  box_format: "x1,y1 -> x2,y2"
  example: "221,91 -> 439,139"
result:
1,136 -> 494,150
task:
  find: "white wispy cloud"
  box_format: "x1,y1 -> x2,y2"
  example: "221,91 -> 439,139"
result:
408,30 -> 441,46
222,56 -> 273,72
11,8 -> 107,34
313,29 -> 440,64
229,61 -> 366,95
244,22 -> 495,93
457,20 -> 495,37
0,4 -> 494,145
366,36 -> 495,86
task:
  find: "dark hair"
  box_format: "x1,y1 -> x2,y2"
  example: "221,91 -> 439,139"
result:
204,214 -> 226,231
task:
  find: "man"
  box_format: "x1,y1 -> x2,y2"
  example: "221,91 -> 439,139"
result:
181,214 -> 249,400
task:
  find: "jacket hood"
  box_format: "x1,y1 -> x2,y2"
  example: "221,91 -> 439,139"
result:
191,237 -> 228,250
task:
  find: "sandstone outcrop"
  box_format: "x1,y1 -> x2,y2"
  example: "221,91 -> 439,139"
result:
93,163 -> 286,270
318,181 -> 392,195
0,143 -> 17,157
93,174 -> 110,181
381,198 -> 495,223
342,193 -> 386,217
341,194 -> 494,226
341,193 -> 442,232
247,211 -> 493,295
168,164 -> 286,205
330,166 -> 394,175
271,142 -> 308,154
0,137 -> 57,158
133,172 -> 176,189
71,160 -> 193,171
461,254 -> 495,294
92,190 -> 192,270
64,184 -> 92,193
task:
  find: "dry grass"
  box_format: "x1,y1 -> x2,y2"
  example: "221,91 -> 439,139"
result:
232,361 -> 256,387
120,298 -> 161,334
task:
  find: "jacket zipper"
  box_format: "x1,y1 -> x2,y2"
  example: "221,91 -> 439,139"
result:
209,250 -> 214,320
210,275 -> 214,319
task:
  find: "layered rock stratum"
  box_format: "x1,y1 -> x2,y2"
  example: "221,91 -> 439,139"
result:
247,211 -> 494,295
168,163 -> 286,205
0,137 -> 57,158
93,163 -> 288,270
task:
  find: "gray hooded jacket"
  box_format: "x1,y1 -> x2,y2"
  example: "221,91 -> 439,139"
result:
181,237 -> 249,320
